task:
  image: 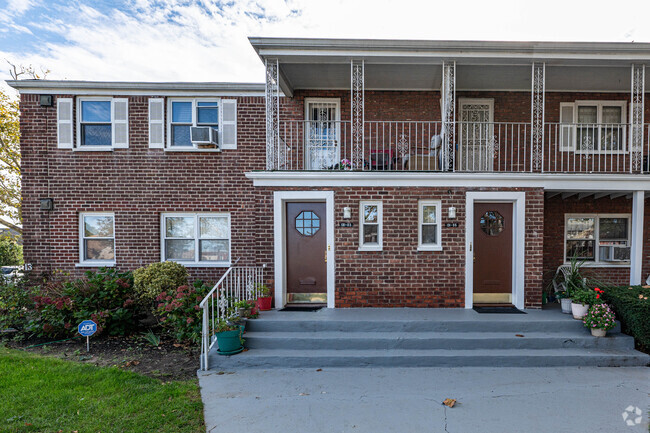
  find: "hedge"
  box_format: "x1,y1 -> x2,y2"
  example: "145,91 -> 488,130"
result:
601,285 -> 650,353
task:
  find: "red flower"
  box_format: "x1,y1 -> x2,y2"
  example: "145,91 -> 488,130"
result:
186,317 -> 194,324
596,294 -> 600,299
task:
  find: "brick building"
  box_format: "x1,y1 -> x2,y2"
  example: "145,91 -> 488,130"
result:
8,38 -> 650,310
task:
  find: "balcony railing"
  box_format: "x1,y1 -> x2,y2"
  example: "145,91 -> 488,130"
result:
271,120 -> 650,174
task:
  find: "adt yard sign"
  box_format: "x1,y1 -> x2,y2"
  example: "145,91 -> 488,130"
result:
78,320 -> 97,352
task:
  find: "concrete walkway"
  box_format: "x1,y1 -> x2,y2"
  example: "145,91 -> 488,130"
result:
198,366 -> 649,433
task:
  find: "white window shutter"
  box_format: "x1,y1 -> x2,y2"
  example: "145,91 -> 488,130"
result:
57,98 -> 73,149
220,99 -> 237,149
112,98 -> 129,148
148,98 -> 165,148
559,102 -> 575,151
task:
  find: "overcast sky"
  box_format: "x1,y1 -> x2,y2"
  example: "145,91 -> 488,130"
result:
1,0 -> 649,93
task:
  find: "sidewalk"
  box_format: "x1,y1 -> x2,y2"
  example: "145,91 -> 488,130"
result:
198,366 -> 649,433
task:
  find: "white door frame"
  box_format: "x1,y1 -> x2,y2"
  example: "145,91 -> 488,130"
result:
304,98 -> 341,170
273,190 -> 335,309
465,191 -> 526,309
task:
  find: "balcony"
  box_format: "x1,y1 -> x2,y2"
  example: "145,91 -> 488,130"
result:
269,120 -> 650,174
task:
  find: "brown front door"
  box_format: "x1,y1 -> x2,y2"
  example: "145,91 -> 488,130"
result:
473,202 -> 513,304
286,202 -> 327,304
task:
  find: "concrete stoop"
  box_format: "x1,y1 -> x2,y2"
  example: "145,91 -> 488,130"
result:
206,308 -> 650,369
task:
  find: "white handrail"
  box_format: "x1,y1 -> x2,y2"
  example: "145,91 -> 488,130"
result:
200,259 -> 264,371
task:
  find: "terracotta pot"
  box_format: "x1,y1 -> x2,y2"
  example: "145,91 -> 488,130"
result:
571,302 -> 590,320
560,298 -> 572,314
591,328 -> 606,337
257,296 -> 273,311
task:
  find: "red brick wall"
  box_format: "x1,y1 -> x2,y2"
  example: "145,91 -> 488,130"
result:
543,195 -> 648,288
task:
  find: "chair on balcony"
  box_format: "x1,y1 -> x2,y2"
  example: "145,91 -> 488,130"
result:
404,133 -> 443,170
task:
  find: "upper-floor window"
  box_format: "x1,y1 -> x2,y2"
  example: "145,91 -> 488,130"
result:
169,99 -> 219,148
559,101 -> 626,153
565,214 -> 631,264
74,97 -> 129,150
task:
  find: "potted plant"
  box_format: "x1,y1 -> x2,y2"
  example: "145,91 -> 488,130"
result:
234,299 -> 254,318
256,283 -> 273,311
215,318 -> 243,355
583,303 -> 616,337
570,289 -> 599,320
556,291 -> 573,314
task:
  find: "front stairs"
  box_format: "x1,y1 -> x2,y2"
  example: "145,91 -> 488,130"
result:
206,307 -> 650,369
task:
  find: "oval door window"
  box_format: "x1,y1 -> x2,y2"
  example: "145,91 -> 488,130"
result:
295,211 -> 320,236
480,211 -> 504,236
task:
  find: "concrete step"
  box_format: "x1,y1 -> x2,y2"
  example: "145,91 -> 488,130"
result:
245,318 -> 622,334
242,331 -> 635,351
208,348 -> 650,369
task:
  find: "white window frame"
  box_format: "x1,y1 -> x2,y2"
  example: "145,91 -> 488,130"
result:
359,201 -> 383,251
166,98 -> 221,152
78,212 -> 116,267
76,97 -> 114,151
417,200 -> 442,251
564,213 -> 632,266
160,213 -> 231,267
559,100 -> 627,154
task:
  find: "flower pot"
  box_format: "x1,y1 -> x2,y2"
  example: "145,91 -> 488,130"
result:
238,307 -> 251,318
216,329 -> 243,354
571,302 -> 590,320
257,296 -> 273,311
591,328 -> 606,337
560,298 -> 572,314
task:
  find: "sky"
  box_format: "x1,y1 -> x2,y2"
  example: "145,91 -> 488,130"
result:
0,0 -> 649,93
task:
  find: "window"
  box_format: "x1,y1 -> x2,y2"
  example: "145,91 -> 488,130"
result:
168,99 -> 219,148
76,98 -> 128,149
161,213 -> 230,266
79,213 -> 115,266
418,200 -> 442,251
565,214 -> 631,263
359,201 -> 382,251
559,101 -> 626,152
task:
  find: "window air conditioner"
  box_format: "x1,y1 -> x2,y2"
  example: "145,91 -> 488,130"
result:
190,126 -> 219,149
599,245 -> 631,262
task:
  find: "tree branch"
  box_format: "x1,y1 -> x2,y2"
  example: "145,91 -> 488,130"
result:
0,217 -> 21,234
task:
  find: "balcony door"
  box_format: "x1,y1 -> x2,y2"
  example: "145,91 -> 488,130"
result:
305,98 -> 340,170
459,99 -> 494,172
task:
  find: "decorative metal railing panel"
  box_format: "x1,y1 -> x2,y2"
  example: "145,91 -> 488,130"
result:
199,260 -> 264,371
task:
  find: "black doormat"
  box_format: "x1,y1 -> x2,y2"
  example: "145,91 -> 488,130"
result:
279,306 -> 323,312
473,306 -> 526,314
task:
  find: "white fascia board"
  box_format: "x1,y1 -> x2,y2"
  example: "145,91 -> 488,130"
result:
246,171 -> 650,191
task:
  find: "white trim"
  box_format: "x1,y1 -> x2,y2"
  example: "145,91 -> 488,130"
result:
465,192 -> 526,310
358,200 -> 383,251
563,100 -> 628,154
56,98 -> 73,149
273,191 -> 335,309
75,97 -> 114,151
417,199 -> 443,251
563,213 -> 632,265
79,212 -> 116,267
246,171 -> 650,191
630,191 -> 645,285
166,98 -> 222,151
148,98 -> 165,149
160,212 -> 231,266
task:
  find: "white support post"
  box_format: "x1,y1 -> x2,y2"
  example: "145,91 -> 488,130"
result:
630,64 -> 645,173
441,61 -> 456,171
531,62 -> 545,172
351,60 -> 364,169
265,58 -> 280,170
630,191 -> 645,285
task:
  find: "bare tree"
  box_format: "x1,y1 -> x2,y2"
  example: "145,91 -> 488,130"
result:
7,60 -> 50,80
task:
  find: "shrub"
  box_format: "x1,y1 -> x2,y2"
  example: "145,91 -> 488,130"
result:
583,303 -> 617,331
133,261 -> 188,306
601,285 -> 650,352
28,268 -> 140,337
0,277 -> 33,332
155,280 -> 210,344
0,236 -> 22,266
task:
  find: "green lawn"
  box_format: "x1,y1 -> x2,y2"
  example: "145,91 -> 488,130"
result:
0,347 -> 204,433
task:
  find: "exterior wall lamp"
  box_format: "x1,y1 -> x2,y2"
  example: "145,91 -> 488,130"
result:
448,206 -> 456,219
343,206 -> 352,219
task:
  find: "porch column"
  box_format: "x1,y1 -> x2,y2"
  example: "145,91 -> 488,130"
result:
351,60 -> 364,169
630,191 -> 645,285
531,62 -> 545,172
265,58 -> 280,170
441,61 -> 456,171
631,64 -> 645,173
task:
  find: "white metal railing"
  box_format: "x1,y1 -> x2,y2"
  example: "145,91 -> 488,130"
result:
200,259 -> 265,371
270,120 -> 650,174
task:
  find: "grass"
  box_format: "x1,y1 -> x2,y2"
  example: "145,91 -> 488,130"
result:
0,346 -> 204,433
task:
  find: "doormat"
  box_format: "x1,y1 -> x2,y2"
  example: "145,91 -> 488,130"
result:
279,306 -> 323,312
473,306 -> 526,314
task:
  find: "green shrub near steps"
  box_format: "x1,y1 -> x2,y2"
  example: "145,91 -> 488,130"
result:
133,261 -> 188,306
601,285 -> 650,352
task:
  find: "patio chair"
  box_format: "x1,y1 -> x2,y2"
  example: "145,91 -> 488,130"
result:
552,265 -> 571,295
